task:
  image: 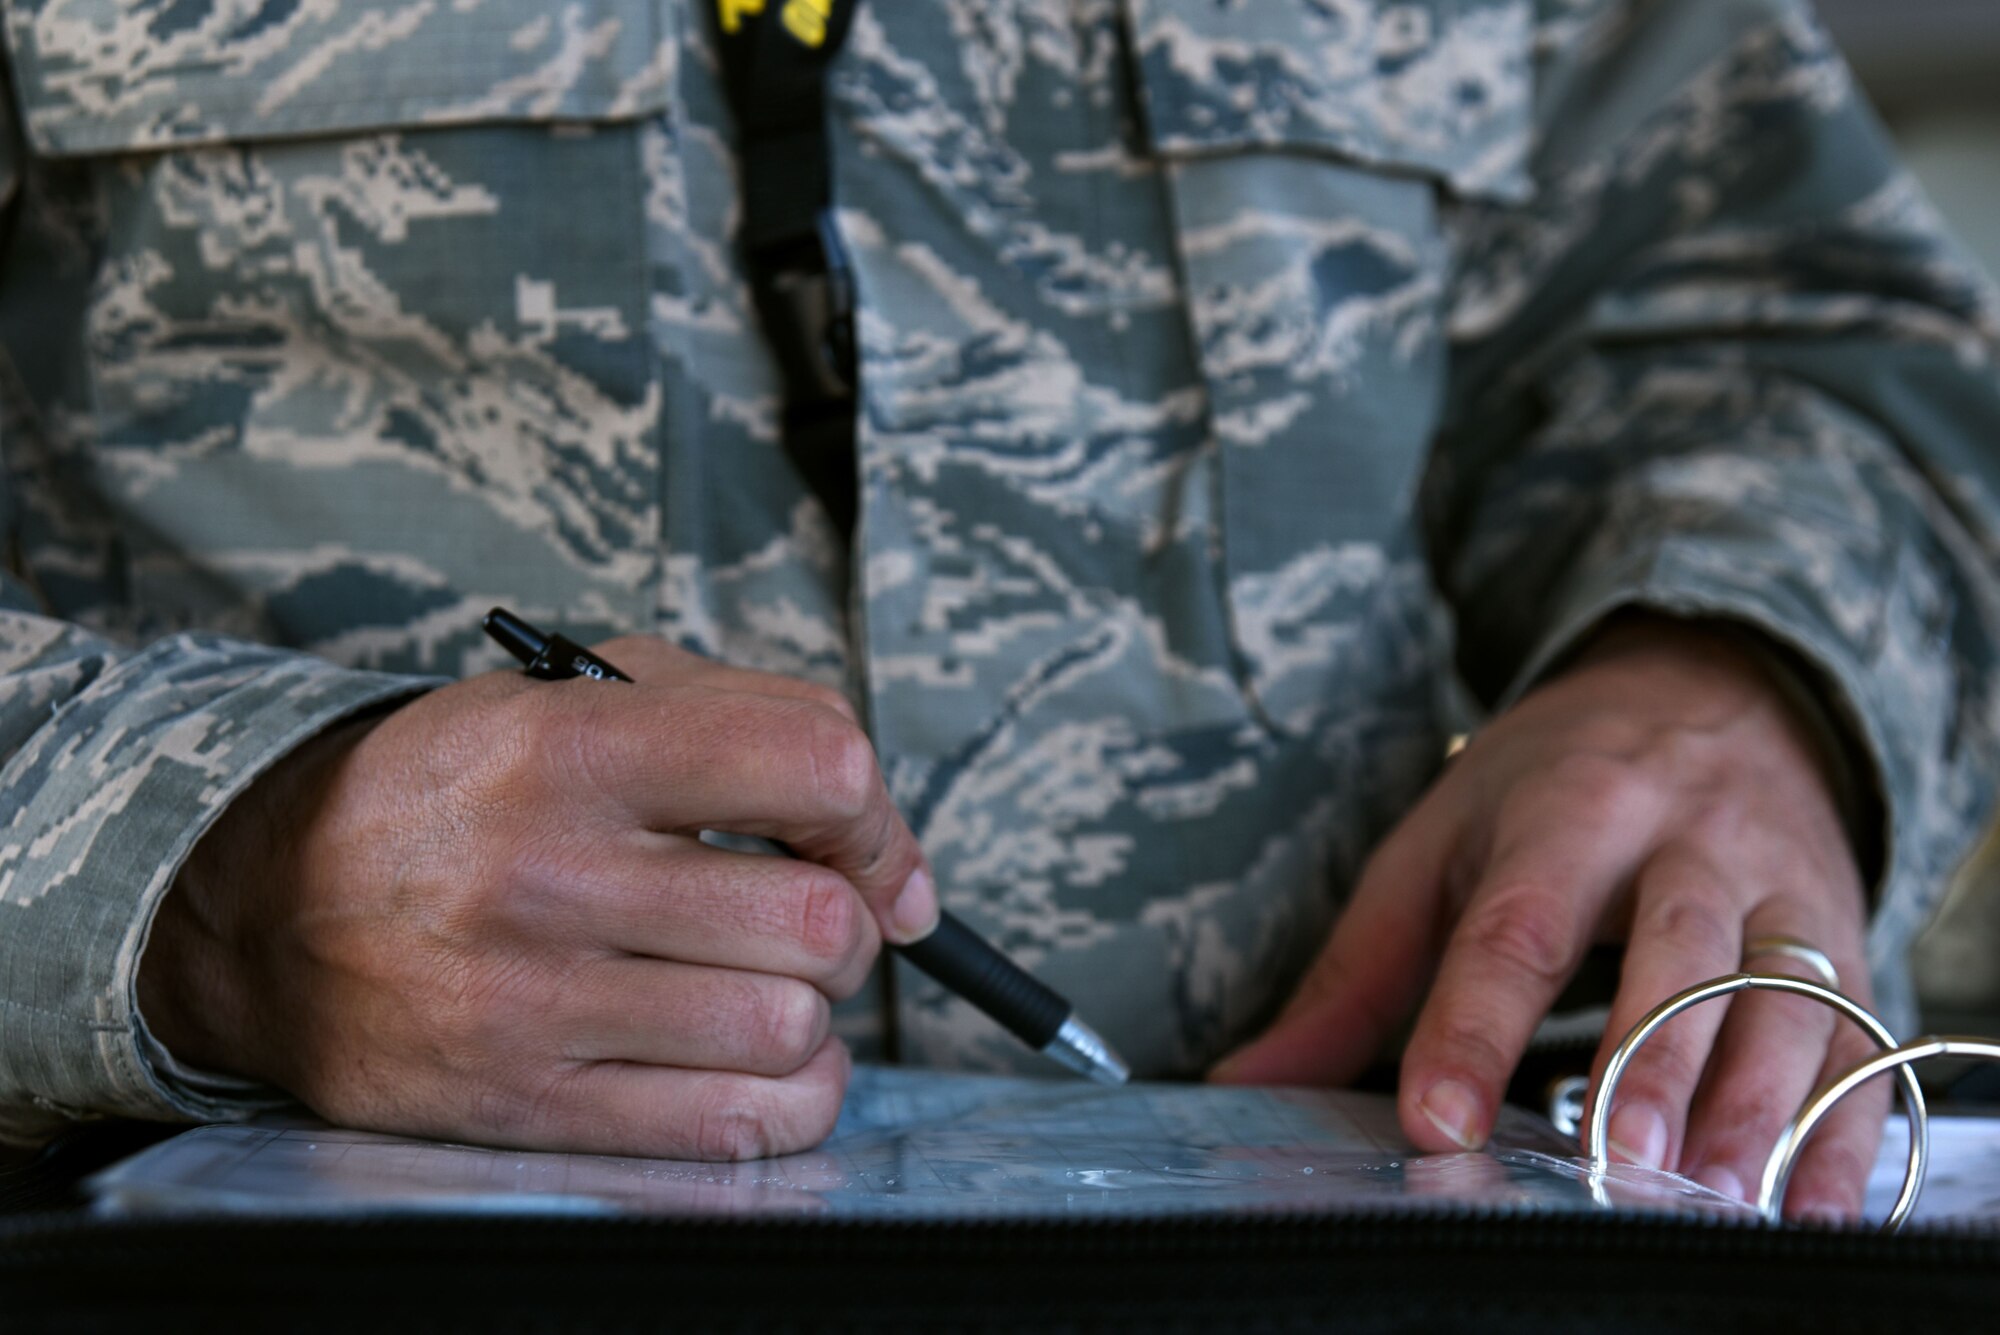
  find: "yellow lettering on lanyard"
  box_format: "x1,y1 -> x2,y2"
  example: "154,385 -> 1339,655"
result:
717,0 -> 765,35
781,0 -> 832,47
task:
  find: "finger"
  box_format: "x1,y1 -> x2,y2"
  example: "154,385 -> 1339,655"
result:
561,957 -> 832,1079
1208,780 -> 1463,1087
1582,847 -> 1745,1172
562,839 -> 879,1000
591,636 -> 862,725
516,1036 -> 851,1160
550,684 -> 937,943
1677,911 -> 1873,1211
1776,1041 -> 1891,1223
1398,778 -> 1661,1152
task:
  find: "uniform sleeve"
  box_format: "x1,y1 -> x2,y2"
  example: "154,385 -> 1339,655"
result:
0,618 -> 434,1145
1430,0 -> 2000,1031
0,109 -> 436,1145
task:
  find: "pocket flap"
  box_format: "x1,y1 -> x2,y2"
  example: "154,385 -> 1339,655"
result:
4,0 -> 673,156
1124,0 -> 1534,202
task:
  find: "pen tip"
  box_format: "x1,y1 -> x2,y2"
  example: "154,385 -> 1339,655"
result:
1043,1015 -> 1130,1086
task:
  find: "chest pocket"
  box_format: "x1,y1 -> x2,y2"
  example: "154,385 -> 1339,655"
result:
0,0 -> 674,663
1126,0 -> 1534,734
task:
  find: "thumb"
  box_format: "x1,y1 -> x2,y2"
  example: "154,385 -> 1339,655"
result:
1209,801 -> 1455,1086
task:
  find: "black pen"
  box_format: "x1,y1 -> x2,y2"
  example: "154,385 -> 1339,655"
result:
482,606 -> 1130,1086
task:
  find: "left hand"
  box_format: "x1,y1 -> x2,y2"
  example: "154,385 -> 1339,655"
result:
1212,615 -> 1885,1220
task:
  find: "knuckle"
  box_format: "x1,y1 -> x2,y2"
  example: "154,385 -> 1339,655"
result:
792,870 -> 867,971
506,682 -> 573,754
499,823 -> 595,906
797,708 -> 880,819
689,1082 -> 778,1161
712,971 -> 824,1073
447,692 -> 551,810
1638,895 -> 1735,965
753,982 -> 829,1072
520,688 -> 612,795
1682,797 -> 1751,852
1543,754 -> 1656,829
1462,889 -> 1577,987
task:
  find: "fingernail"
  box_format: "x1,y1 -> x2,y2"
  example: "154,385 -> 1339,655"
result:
1692,1164 -> 1747,1203
1607,1104 -> 1668,1170
1417,1080 -> 1485,1150
1795,1203 -> 1850,1227
889,867 -> 939,942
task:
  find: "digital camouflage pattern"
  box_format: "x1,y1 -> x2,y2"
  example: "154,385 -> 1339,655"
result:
1,0 -> 1998,1143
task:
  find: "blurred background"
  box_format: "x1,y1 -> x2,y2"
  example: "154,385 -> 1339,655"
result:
1823,0 -> 2000,281
1817,0 -> 2000,1033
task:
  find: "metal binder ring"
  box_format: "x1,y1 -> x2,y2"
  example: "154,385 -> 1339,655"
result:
1742,936 -> 1840,991
1586,973 -> 1928,1231
1765,1036 -> 2000,1231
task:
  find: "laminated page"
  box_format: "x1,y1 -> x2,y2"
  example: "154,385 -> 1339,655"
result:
1866,1113 -> 2000,1221
88,1065 -> 1756,1220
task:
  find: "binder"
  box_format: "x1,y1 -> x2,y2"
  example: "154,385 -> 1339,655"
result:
5,975 -> 1999,1332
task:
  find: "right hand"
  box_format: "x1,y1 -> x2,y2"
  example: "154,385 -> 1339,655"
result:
136,637 -> 937,1160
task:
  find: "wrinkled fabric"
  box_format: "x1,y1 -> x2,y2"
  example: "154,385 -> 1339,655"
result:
0,0 -> 1996,1143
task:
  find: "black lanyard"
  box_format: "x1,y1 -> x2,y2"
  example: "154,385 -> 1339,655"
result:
708,0 -> 862,537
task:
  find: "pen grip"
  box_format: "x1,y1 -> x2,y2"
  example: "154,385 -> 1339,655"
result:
898,912 -> 1068,1049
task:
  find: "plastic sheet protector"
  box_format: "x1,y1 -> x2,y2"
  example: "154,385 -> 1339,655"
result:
87,1065 -> 1782,1221
1866,1113 -> 2000,1222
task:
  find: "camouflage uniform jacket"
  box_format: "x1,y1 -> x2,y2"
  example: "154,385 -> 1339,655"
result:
2,0 -> 1999,1144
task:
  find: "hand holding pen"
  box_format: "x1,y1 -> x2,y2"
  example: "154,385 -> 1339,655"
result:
484,608 -> 1128,1086
143,610 -> 1119,1166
